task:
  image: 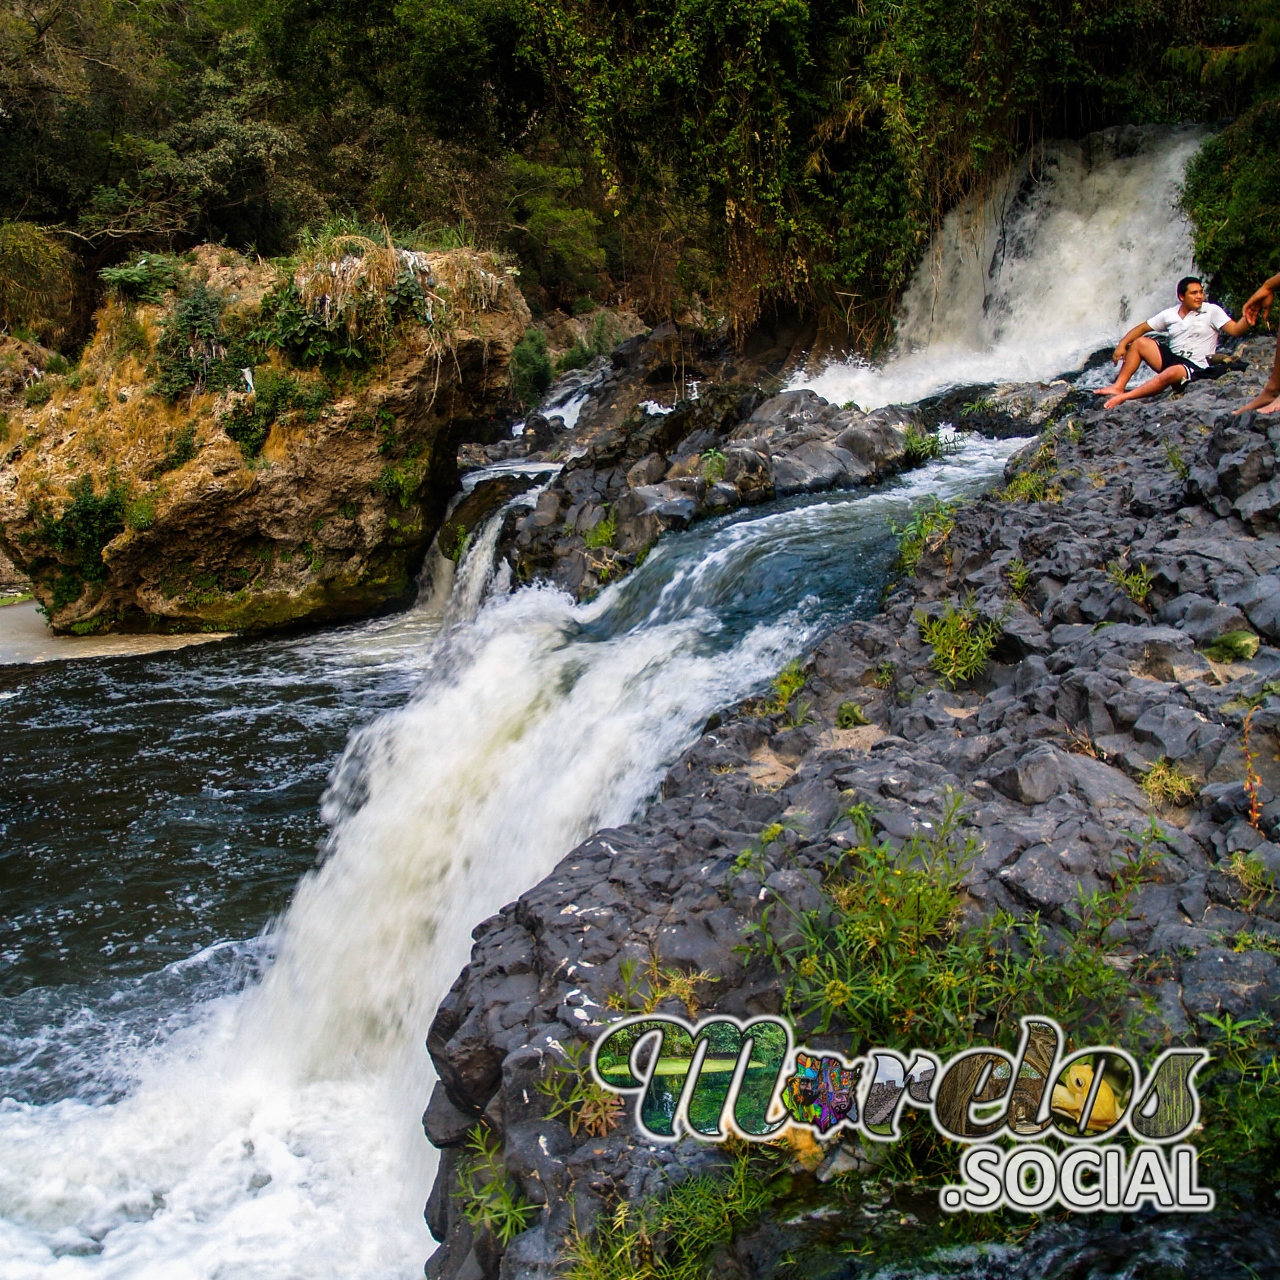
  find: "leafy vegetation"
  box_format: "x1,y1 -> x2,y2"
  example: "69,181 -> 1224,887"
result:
153,424 -> 200,475
891,497 -> 955,575
900,424 -> 944,465
563,1147 -> 779,1280
996,437 -> 1061,503
0,222 -> 73,343
750,794 -> 1165,1055
1004,556 -> 1029,598
916,598 -> 1004,686
459,1125 -> 535,1246
511,327 -> 553,407
1165,439 -> 1190,480
221,370 -> 330,457
836,700 -> 870,728
2,0 -> 1260,353
31,473 -> 129,608
1106,558 -> 1154,608
583,508 -> 617,549
535,1039 -> 623,1137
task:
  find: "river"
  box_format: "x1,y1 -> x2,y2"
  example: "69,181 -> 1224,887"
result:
0,126 -> 1198,1278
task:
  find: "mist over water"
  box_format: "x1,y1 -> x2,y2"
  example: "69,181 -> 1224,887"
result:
796,127 -> 1205,410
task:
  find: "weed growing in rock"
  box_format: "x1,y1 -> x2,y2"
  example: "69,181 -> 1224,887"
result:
535,1040 -> 623,1137
1203,630 -> 1260,662
1195,1013 -> 1280,1202
873,660 -> 895,688
1243,678 -> 1280,709
916,598 -> 1004,687
373,457 -> 426,508
751,794 -> 1155,1058
997,437 -> 1060,503
1141,758 -> 1200,806
961,396 -> 995,415
1227,848 -> 1275,912
836,701 -> 870,728
700,448 -> 727,483
459,1125 -> 535,1246
1004,556 -> 1029,598
891,497 -> 955,574
606,956 -> 718,1017
555,313 -> 623,373
901,424 -> 943,464
1165,440 -> 1191,480
125,494 -> 155,531
783,698 -> 813,728
1106,559 -> 1154,608
563,1147 -> 779,1280
22,381 -> 52,407
583,508 -> 617,549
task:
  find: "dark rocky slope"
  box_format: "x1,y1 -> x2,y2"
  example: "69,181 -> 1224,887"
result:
425,340 -> 1280,1280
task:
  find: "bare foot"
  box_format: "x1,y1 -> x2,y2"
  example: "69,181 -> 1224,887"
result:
1234,389 -> 1278,414
1103,393 -> 1128,409
1258,396 -> 1280,415
1092,385 -> 1122,397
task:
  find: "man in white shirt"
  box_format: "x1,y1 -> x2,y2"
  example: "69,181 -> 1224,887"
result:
1093,277 -> 1257,409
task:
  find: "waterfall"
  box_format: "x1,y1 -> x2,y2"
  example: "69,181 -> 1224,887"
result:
795,125 -> 1206,410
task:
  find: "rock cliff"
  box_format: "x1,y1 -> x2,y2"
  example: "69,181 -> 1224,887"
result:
0,246 -> 528,633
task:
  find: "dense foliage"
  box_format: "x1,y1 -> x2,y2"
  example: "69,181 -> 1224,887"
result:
0,0 -> 1275,346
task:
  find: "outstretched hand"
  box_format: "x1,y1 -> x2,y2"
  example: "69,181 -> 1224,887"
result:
1244,287 -> 1274,326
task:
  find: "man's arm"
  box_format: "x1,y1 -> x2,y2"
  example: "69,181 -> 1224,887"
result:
1222,302 -> 1259,338
1113,321 -> 1152,361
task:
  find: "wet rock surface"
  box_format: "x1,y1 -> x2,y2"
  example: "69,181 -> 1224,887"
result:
426,337 -> 1280,1280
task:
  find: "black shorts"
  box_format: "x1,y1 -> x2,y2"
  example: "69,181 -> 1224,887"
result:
1153,338 -> 1228,382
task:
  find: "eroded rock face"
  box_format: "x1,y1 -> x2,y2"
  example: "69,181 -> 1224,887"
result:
422,337 -> 1280,1280
0,247 -> 528,633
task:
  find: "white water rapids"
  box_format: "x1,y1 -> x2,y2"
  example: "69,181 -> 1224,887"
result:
0,127 -> 1206,1279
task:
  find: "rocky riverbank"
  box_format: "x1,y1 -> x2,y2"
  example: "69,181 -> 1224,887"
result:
423,337 -> 1280,1280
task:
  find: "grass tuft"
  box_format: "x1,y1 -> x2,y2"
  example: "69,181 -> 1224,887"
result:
1141,757 -> 1199,806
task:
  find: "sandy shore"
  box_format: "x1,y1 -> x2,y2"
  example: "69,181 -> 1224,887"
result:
0,599 -> 231,665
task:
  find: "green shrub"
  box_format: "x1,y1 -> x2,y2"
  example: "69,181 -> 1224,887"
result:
563,1148 -> 777,1280
126,494 -> 156,530
1005,556 -> 1029,597
153,423 -> 199,474
23,381 -> 53,407
0,222 -> 72,342
1165,440 -> 1190,480
221,370 -> 329,457
34,474 -> 129,607
891,496 -> 955,574
250,285 -> 370,369
901,423 -> 943,464
701,448 -> 727,483
1106,559 -> 1154,608
555,341 -> 596,374
836,700 -> 870,728
100,254 -> 187,304
372,457 -> 426,507
154,284 -> 238,400
1183,100 -> 1280,312
511,327 -> 553,407
916,598 -> 1003,686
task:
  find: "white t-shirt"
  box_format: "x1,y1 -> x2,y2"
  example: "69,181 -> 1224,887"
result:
1146,302 -> 1233,367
